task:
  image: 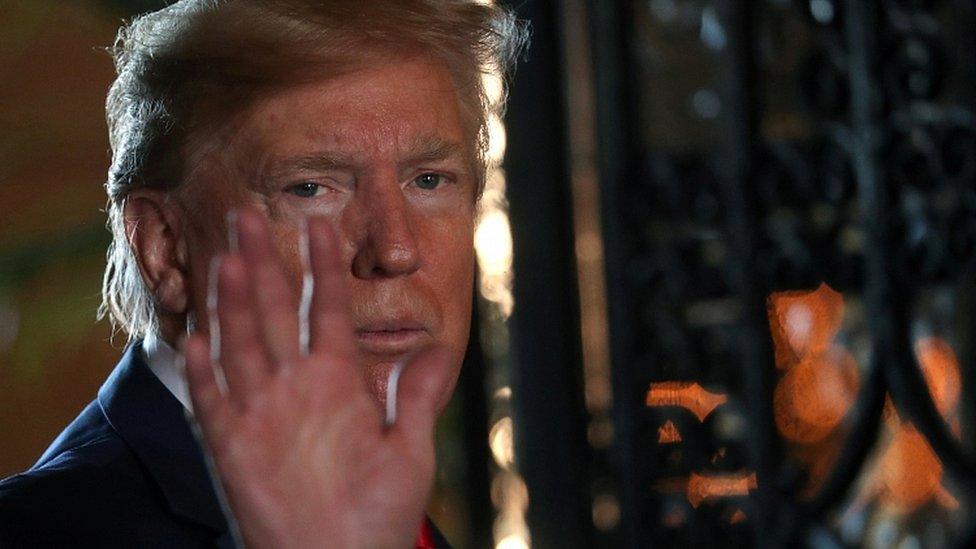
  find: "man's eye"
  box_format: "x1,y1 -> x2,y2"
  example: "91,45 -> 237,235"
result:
286,182 -> 322,198
414,173 -> 446,190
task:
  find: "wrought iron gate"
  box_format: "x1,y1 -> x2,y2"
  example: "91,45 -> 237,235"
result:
504,1 -> 976,547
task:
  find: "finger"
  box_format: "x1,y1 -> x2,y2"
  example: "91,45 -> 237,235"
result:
307,216 -> 356,363
217,253 -> 272,399
386,346 -> 457,448
183,334 -> 232,443
237,209 -> 300,367
298,218 -> 313,356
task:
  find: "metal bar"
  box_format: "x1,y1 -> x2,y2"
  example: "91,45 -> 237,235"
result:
458,297 -> 495,549
954,275 -> 976,548
884,302 -> 976,492
806,355 -> 886,517
716,1 -> 786,545
585,0 -> 641,545
558,0 -> 620,546
844,0 -> 976,500
502,1 -> 594,546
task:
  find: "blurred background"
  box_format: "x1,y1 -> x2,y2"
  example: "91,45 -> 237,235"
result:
3,1 -> 976,548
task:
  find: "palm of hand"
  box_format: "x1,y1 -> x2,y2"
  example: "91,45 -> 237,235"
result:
183,211 -> 449,549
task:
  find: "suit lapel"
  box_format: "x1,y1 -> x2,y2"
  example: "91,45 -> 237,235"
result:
97,341 -> 229,534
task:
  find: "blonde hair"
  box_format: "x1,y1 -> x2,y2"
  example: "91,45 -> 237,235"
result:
99,0 -> 527,338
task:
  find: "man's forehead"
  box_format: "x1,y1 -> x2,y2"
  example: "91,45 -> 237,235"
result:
239,65 -> 466,141
250,58 -> 461,121
181,56 -> 484,196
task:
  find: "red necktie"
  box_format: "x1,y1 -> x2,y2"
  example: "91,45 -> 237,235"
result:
415,520 -> 436,549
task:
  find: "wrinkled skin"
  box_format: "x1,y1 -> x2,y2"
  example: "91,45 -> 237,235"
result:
132,55 -> 477,548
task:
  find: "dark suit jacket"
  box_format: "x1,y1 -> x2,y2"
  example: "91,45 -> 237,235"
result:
0,342 -> 449,548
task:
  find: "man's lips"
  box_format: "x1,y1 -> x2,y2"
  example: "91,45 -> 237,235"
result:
354,323 -> 430,355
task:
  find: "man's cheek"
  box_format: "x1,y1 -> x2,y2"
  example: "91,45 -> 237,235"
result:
266,224 -> 305,285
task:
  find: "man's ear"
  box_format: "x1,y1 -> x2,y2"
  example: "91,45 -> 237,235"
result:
124,189 -> 189,316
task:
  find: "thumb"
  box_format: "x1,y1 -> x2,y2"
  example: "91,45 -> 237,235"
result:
388,346 -> 457,446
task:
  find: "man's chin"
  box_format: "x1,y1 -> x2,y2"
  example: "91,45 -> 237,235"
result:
360,352 -> 461,417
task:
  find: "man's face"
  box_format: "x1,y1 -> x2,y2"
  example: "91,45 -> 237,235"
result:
181,55 -> 477,409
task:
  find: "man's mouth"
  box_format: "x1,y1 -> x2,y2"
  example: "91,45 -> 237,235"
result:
354,322 -> 430,355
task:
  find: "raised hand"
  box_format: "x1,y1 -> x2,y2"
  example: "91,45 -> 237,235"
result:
182,209 -> 453,549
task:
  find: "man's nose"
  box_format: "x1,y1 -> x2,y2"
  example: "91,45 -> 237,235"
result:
349,182 -> 421,279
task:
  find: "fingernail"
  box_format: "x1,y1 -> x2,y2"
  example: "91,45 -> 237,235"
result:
226,209 -> 239,253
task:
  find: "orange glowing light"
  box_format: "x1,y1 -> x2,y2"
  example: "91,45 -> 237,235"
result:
686,472 -> 758,509
914,337 -> 962,417
774,346 -> 859,443
645,382 -> 728,422
934,486 -> 960,510
729,509 -> 747,524
870,337 -> 963,513
766,283 -> 844,370
657,420 -> 682,444
765,283 -> 966,513
767,282 -> 860,445
882,337 -> 961,427
876,426 -> 943,513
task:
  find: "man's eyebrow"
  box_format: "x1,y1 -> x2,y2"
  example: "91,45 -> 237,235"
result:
399,135 -> 468,167
264,154 -> 355,179
260,136 -> 469,182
